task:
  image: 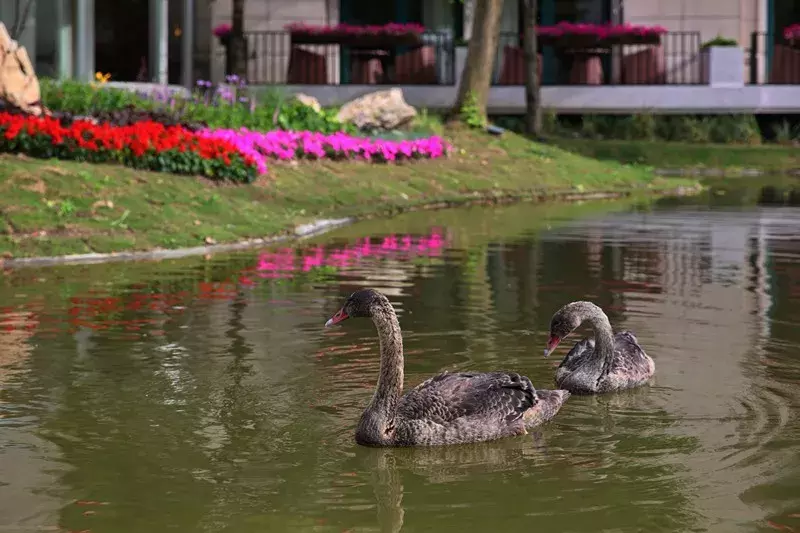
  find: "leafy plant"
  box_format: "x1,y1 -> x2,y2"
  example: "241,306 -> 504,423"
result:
771,120 -> 800,144
460,91 -> 487,129
701,35 -> 738,48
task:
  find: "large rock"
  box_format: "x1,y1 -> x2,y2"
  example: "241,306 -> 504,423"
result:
336,88 -> 417,131
0,23 -> 46,116
292,93 -> 321,113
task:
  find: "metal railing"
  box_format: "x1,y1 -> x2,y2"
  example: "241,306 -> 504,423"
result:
749,32 -> 800,84
493,31 -> 702,86
243,30 -> 456,85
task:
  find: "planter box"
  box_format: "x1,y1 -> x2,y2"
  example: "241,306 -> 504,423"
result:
538,33 -> 661,49
290,31 -> 423,48
701,46 -> 745,87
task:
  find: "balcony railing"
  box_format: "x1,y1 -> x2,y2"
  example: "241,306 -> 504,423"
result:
240,30 -> 706,86
243,30 -> 456,85
749,32 -> 800,84
493,31 -> 703,85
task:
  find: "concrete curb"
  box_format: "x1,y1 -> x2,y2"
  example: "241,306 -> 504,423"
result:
1,184 -> 703,270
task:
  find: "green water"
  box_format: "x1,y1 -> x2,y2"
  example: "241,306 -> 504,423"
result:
1,182 -> 799,533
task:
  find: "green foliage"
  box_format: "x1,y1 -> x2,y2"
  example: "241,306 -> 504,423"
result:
771,120 -> 800,144
39,78 -> 353,134
460,91 -> 487,129
701,35 -> 739,48
41,79 -> 155,114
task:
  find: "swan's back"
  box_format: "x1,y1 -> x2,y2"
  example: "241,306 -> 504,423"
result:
555,331 -> 654,394
388,371 -> 568,446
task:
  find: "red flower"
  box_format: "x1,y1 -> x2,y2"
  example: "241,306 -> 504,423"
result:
0,112 -> 257,182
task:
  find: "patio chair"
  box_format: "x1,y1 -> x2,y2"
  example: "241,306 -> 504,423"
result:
394,45 -> 437,84
621,45 -> 666,84
770,44 -> 800,84
287,46 -> 328,84
497,45 -> 542,85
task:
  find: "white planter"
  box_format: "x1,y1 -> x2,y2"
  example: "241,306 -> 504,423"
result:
702,46 -> 745,87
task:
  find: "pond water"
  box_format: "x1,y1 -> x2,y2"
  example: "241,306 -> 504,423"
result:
1,180 -> 800,533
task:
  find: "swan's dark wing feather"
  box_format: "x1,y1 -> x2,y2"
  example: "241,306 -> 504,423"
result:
397,371 -> 537,425
611,330 -> 652,376
557,337 -> 595,372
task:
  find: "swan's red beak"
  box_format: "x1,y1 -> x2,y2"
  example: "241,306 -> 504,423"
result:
544,334 -> 561,357
325,308 -> 349,328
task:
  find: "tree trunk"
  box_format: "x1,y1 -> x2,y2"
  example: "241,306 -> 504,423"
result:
450,0 -> 505,125
522,0 -> 542,136
228,0 -> 247,77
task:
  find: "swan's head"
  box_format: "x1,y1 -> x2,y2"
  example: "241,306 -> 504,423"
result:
544,301 -> 601,356
325,288 -> 389,327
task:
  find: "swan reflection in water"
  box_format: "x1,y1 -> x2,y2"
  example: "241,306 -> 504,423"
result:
361,434 -> 551,533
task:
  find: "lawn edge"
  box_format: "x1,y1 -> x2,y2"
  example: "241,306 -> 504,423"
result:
1,183 -> 703,269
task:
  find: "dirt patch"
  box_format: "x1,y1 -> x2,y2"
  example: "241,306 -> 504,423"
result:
21,177 -> 47,195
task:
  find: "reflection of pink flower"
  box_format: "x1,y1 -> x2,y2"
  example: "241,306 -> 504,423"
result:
284,22 -> 426,36
253,231 -> 451,280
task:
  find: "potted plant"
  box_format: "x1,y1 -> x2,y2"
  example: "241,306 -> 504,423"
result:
784,24 -> 800,48
700,35 -> 744,86
213,23 -> 232,47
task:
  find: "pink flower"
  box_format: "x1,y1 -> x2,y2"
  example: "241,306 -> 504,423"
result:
197,128 -> 452,176
284,22 -> 426,36
213,23 -> 232,37
785,24 -> 800,41
536,22 -> 667,40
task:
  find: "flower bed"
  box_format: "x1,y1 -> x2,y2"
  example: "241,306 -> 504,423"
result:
285,22 -> 425,37
537,22 -> 668,47
0,112 -> 258,183
199,128 -> 451,175
286,22 -> 426,47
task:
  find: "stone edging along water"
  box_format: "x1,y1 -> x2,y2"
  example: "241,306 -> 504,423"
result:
0,184 -> 703,270
655,167 -> 800,178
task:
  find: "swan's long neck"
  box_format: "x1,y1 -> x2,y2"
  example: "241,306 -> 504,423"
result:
368,304 -> 404,417
583,305 -> 615,370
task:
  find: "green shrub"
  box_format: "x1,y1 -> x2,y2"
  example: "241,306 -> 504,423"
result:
701,35 -> 739,48
39,78 -> 353,134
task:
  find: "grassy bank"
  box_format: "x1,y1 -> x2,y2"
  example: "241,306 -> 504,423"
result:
0,127 -> 698,259
549,138 -> 800,174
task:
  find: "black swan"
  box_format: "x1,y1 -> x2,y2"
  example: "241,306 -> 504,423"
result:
543,301 -> 655,394
325,289 -> 571,447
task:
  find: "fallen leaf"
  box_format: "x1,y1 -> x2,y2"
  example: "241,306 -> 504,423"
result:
204,236 -> 216,245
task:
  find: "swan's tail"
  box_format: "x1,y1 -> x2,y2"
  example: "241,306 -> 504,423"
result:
523,389 -> 571,429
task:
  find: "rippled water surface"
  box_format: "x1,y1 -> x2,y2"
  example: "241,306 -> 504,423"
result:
1,182 -> 800,533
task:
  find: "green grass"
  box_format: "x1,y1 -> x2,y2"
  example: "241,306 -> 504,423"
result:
549,138 -> 800,173
0,127 -> 697,258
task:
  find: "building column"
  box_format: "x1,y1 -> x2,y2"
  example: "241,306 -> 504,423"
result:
75,0 -> 93,80
86,0 -> 94,75
462,0 -> 474,40
149,0 -> 168,84
55,0 -> 73,78
181,0 -> 194,87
